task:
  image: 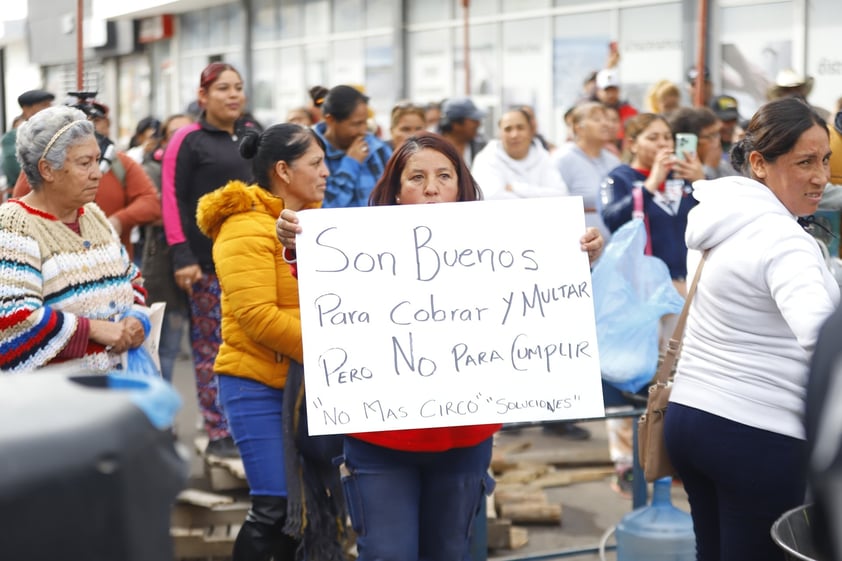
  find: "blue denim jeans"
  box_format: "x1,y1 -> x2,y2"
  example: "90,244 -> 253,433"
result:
157,306 -> 188,382
341,436 -> 494,561
217,374 -> 287,497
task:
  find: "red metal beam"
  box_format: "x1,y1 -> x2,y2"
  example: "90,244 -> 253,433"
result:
77,0 -> 84,91
694,0 -> 709,107
462,0 -> 470,95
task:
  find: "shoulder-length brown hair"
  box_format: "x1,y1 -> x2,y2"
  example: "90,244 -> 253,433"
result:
368,132 -> 482,206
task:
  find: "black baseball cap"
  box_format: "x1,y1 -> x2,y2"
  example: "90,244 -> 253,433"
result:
710,95 -> 740,121
17,89 -> 55,108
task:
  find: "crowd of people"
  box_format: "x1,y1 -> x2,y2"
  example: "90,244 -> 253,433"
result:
1,54 -> 842,561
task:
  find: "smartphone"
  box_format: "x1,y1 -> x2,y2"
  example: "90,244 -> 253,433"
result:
675,133 -> 698,161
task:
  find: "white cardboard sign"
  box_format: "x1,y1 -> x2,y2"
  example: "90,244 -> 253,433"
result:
296,197 -> 604,435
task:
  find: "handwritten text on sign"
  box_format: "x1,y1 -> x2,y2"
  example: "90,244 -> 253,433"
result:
296,197 -> 604,435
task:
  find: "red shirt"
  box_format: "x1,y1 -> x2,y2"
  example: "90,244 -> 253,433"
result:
350,424 -> 501,452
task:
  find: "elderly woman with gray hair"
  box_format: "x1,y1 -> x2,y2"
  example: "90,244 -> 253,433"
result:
0,105 -> 147,373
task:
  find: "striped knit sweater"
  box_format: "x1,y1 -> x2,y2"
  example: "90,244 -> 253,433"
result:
0,199 -> 146,373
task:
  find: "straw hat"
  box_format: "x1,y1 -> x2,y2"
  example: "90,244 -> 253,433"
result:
768,69 -> 814,99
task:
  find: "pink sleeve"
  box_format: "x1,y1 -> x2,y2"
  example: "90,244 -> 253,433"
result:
161,123 -> 201,246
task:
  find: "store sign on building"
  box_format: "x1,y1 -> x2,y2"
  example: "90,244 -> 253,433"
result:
139,14 -> 174,44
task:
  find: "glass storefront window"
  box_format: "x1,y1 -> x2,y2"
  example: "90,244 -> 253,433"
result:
502,18 -> 551,138
366,0 -> 395,29
278,45 -> 306,119
305,0 -> 330,36
408,28 -> 453,103
180,11 -> 209,51
503,0 -> 550,11
118,53 -> 153,146
553,11 -> 611,110
180,56 -> 208,115
253,0 -> 279,43
280,0 -> 303,40
454,23 -> 497,97
468,0 -> 499,17
719,1 -> 792,116
331,38 -> 365,85
365,34 -> 396,131
252,48 -> 278,126
306,43 -> 330,90
807,0 -> 842,114
149,40 -> 175,119
618,2 -> 682,109
207,3 -> 243,49
334,0 -> 364,33
408,0 -> 452,24
143,0 -> 830,166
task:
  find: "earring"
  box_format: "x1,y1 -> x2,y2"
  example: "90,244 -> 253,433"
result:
395,195 -> 401,204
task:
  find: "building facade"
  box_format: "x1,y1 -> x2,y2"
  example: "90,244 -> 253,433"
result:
3,0 -> 842,147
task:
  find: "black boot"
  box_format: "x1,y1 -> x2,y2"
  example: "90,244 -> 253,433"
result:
232,495 -> 300,561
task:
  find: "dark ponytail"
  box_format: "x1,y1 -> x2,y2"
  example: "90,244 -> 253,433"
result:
239,128 -> 261,159
729,141 -> 749,174
239,124 -> 325,190
309,85 -> 329,109
732,97 -> 826,177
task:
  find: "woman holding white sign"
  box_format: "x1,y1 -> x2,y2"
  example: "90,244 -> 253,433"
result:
276,132 -> 604,561
196,123 -> 343,561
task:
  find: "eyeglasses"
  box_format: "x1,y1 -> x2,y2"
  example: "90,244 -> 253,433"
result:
700,131 -> 721,141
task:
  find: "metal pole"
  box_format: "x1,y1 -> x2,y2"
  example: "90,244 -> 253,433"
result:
462,0 -> 470,95
694,0 -> 709,107
77,0 -> 84,91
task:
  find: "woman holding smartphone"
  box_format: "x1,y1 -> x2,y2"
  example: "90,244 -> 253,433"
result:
600,113 -> 703,295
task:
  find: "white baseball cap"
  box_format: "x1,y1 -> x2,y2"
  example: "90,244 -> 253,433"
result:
596,69 -> 620,90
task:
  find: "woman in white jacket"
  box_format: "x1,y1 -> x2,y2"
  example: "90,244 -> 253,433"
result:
664,97 -> 840,561
471,107 -> 568,200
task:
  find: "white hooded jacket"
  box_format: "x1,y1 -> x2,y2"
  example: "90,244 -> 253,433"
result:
670,176 -> 839,439
471,139 -> 568,200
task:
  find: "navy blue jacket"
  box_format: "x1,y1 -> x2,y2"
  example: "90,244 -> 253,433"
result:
600,165 -> 697,279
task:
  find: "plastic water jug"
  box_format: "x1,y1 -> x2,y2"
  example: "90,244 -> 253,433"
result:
616,477 -> 696,561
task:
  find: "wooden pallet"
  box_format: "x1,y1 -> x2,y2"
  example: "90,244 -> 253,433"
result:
487,433 -> 617,548
193,436 -> 248,492
171,489 -> 249,560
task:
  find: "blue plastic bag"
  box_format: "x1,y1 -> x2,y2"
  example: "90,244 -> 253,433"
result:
591,220 -> 685,392
122,311 -> 162,378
